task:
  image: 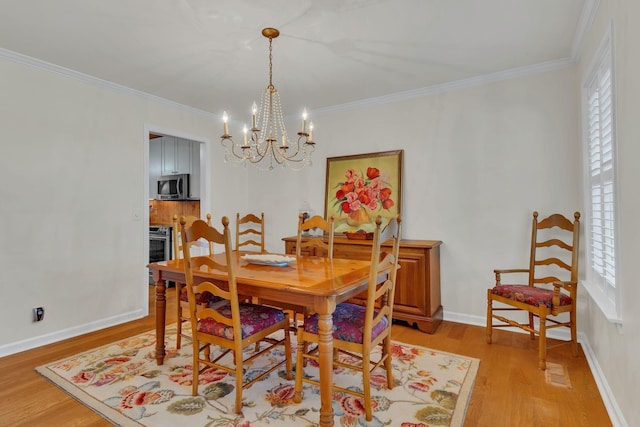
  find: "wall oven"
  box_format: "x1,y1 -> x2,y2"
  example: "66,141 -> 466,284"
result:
149,226 -> 172,283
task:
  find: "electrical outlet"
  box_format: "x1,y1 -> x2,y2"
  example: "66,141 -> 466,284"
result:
33,307 -> 44,322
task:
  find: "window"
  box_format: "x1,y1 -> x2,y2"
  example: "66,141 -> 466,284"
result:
581,25 -> 621,323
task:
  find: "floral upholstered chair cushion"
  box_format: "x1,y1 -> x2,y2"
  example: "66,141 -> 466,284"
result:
197,303 -> 285,340
490,284 -> 572,308
303,303 -> 389,344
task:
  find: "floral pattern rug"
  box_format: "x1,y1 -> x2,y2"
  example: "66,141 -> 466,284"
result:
36,324 -> 479,427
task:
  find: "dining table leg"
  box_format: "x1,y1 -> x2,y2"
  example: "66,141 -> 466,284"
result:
152,270 -> 166,365
315,298 -> 336,427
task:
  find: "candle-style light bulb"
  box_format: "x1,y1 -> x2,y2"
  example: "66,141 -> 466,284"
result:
243,125 -> 248,146
309,121 -> 314,140
282,134 -> 287,147
251,102 -> 257,128
301,108 -> 308,133
222,111 -> 229,135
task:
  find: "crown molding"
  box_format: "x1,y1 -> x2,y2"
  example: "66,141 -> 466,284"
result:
310,57 -> 575,117
571,0 -> 601,61
0,47 -> 215,120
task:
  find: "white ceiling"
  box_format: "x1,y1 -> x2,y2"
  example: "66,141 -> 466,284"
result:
0,0 -> 589,121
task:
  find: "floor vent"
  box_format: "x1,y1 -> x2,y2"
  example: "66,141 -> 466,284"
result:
545,362 -> 572,389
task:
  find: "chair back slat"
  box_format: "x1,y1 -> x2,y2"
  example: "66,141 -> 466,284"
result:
236,212 -> 265,253
536,238 -> 573,251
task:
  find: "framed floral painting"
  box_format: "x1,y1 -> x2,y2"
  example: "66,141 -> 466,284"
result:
324,150 -> 403,233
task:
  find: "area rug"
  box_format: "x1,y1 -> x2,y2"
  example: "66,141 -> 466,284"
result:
36,324 -> 479,427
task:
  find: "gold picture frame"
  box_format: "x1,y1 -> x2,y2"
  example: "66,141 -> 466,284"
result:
324,150 -> 403,233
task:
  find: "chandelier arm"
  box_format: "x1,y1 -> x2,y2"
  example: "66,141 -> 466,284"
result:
283,134 -> 308,159
221,137 -> 245,161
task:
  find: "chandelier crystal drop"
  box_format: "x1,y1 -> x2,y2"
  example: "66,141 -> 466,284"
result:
220,28 -> 316,171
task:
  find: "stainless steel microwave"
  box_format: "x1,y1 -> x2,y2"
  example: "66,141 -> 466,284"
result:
156,174 -> 190,200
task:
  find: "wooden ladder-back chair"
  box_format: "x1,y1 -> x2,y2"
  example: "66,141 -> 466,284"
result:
235,212 -> 265,253
487,211 -> 580,370
296,213 -> 335,258
180,216 -> 292,414
172,213 -> 215,349
294,215 -> 402,421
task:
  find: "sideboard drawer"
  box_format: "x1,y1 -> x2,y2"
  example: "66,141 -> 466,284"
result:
333,243 -> 371,260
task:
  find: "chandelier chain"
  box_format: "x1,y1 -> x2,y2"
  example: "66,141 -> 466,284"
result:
268,36 -> 274,90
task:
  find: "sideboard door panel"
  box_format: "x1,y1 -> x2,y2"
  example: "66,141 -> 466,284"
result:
394,251 -> 427,317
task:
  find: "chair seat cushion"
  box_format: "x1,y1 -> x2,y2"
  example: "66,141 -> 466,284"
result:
303,303 -> 388,344
179,288 -> 222,305
491,284 -> 572,308
197,303 -> 285,339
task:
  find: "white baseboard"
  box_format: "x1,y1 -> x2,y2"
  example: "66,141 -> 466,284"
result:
578,333 -> 628,427
444,310 -> 628,427
0,309 -> 145,358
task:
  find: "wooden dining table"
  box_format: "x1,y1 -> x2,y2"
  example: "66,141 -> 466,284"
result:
148,251 -> 372,427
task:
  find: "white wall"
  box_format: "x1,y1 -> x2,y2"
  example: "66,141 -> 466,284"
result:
575,1 -> 640,426
252,66 -> 581,320
0,56 -> 246,353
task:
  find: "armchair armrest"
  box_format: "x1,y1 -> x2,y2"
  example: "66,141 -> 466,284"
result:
552,279 -> 577,292
551,280 -> 578,314
493,268 -> 530,286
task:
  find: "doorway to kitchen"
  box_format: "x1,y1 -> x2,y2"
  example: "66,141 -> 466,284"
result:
143,126 -> 212,291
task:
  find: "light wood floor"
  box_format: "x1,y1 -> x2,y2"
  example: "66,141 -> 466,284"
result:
0,286 -> 612,427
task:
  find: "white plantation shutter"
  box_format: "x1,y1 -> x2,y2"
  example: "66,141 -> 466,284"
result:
582,26 -> 620,321
587,65 -> 616,291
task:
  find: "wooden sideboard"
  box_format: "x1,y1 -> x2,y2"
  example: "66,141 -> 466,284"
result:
282,235 -> 443,333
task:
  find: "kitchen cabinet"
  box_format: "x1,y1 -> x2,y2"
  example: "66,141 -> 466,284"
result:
282,236 -> 443,333
161,137 -> 192,175
149,136 -> 201,199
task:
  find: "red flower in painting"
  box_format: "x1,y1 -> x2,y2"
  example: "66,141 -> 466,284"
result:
333,167 -> 394,215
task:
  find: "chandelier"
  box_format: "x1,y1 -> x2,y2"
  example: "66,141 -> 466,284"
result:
220,28 -> 316,171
